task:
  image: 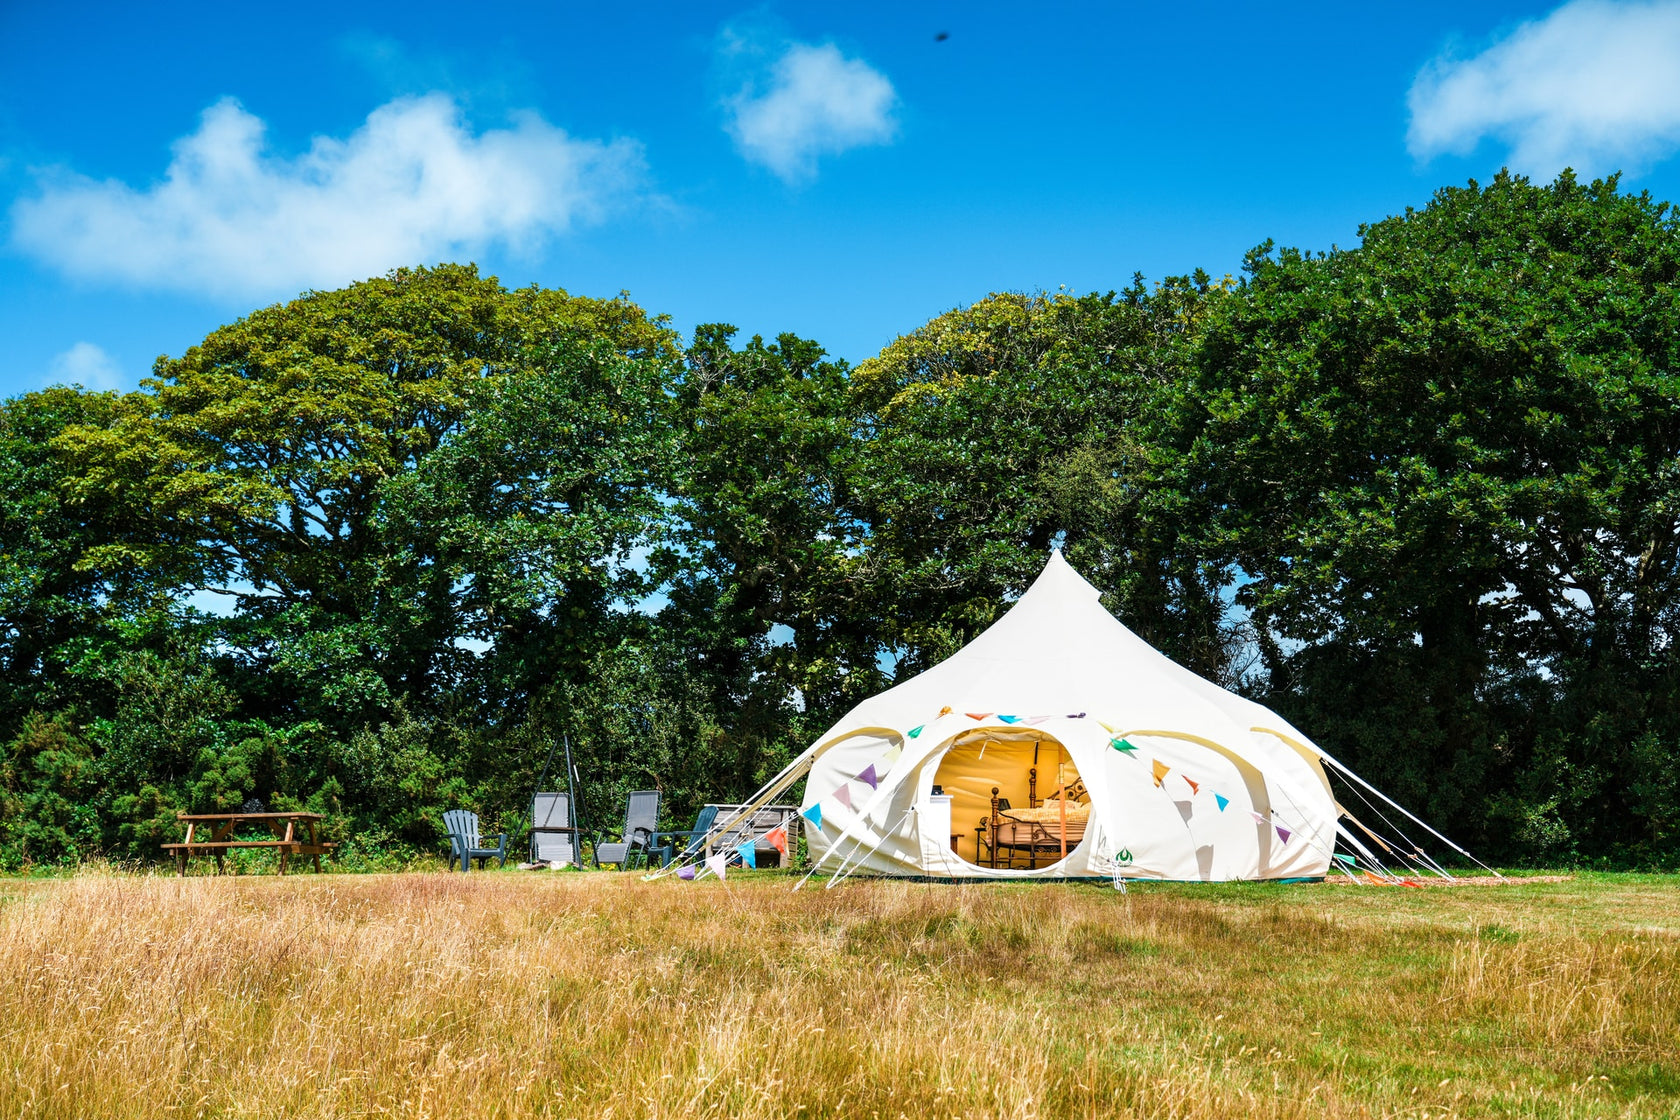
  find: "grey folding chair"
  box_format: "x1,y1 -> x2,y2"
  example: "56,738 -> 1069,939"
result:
593,790 -> 662,869
530,791 -> 579,865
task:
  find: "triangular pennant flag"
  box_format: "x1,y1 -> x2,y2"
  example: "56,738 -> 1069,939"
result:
1098,720 -> 1119,734
1151,759 -> 1170,787
802,803 -> 822,830
1332,852 -> 1356,867
937,706 -> 952,717
965,712 -> 992,721
881,743 -> 903,764
1275,824 -> 1292,845
1250,810 -> 1267,825
833,783 -> 854,811
736,841 -> 757,869
1067,712 -> 1086,719
1024,715 -> 1052,725
1215,793 -> 1230,812
1111,737 -> 1138,754
1183,777 -> 1200,795
678,865 -> 696,881
907,725 -> 924,739
857,764 -> 879,789
765,825 -> 788,854
997,714 -> 1021,724
705,852 -> 728,881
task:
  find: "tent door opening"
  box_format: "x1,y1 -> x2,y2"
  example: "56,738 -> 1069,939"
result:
930,733 -> 1089,870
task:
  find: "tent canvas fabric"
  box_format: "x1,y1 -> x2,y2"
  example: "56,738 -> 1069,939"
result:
792,551 -> 1338,881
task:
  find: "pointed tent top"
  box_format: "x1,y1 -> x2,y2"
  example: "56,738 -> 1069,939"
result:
816,550 -> 1313,754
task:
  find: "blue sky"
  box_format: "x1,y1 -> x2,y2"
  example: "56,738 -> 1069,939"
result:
5,0 -> 1680,398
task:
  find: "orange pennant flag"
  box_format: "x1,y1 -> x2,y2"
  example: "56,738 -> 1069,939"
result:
765,825 -> 788,855
966,712 -> 992,721
1151,759 -> 1170,787
937,706 -> 953,718
1183,777 -> 1200,795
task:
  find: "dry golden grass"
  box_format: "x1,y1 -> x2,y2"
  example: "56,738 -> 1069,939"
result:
0,870 -> 1676,1119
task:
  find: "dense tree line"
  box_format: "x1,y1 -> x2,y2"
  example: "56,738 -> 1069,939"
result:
2,171 -> 1676,869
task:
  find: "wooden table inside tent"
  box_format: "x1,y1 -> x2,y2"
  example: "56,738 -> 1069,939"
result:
161,811 -> 335,875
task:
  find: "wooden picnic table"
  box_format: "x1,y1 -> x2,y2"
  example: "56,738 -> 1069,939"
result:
161,811 -> 335,876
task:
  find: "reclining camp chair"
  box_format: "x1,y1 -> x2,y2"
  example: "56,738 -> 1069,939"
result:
444,809 -> 507,872
593,790 -> 662,869
530,791 -> 580,865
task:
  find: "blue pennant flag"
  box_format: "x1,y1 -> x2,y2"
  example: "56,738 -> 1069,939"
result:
997,714 -> 1022,724
736,841 -> 756,869
801,803 -> 822,830
1215,793 -> 1230,812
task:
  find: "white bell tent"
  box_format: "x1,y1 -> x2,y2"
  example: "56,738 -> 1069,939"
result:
661,551 -> 1483,884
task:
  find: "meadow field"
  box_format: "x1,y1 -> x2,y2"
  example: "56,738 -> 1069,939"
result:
0,869 -> 1674,1119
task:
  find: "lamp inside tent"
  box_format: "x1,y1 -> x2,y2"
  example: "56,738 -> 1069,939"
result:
655,552 -> 1491,885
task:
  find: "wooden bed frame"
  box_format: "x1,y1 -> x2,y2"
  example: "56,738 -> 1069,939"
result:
978,770 -> 1089,869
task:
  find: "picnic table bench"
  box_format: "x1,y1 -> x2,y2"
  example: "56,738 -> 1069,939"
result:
161,811 -> 335,875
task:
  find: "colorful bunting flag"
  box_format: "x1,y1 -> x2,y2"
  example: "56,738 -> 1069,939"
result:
765,825 -> 788,855
1023,715 -> 1052,725
1214,793 -> 1230,812
966,712 -> 992,721
736,841 -> 757,869
678,865 -> 696,881
802,804 -> 822,830
1275,824 -> 1292,845
1110,737 -> 1138,754
882,744 -> 904,764
1250,811 -> 1267,825
1332,853 -> 1356,867
907,725 -> 924,739
1067,712 -> 1087,719
857,764 -> 879,789
1098,720 -> 1119,734
834,784 -> 854,811
997,714 -> 1021,724
1183,777 -> 1200,795
1151,759 -> 1170,787
705,852 -> 729,881
938,706 -> 953,718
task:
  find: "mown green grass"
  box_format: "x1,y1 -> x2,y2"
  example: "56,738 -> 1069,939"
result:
0,870 -> 1673,1118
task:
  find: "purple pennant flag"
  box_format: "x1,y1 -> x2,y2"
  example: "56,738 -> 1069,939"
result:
1066,712 -> 1086,719
857,764 -> 879,789
678,865 -> 696,881
834,783 -> 854,811
1275,824 -> 1292,845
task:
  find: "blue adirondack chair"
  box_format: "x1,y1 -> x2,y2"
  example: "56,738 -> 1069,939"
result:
444,809 -> 507,872
652,804 -> 719,867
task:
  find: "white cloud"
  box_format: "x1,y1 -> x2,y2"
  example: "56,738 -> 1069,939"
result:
10,94 -> 645,299
46,342 -> 122,392
725,42 -> 897,182
1408,0 -> 1680,176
